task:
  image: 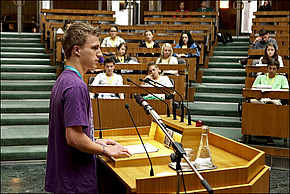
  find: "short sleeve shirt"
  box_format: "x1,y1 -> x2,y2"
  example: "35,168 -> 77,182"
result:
252,74 -> 289,89
45,70 -> 97,193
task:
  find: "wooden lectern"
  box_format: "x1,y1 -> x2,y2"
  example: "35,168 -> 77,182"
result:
96,115 -> 270,193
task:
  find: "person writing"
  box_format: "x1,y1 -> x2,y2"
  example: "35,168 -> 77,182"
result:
45,23 -> 131,194
138,30 -> 160,57
91,57 -> 124,99
156,43 -> 178,75
101,26 -> 125,55
173,31 -> 200,58
238,58 -> 289,145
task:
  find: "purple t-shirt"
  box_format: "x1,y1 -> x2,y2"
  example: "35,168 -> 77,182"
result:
45,70 -> 97,193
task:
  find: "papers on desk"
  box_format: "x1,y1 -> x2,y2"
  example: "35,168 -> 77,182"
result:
125,143 -> 159,154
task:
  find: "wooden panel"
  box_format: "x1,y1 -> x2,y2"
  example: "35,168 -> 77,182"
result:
242,103 -> 290,138
45,15 -> 115,22
41,9 -> 114,15
92,99 -> 169,129
242,88 -> 290,100
254,11 -> 290,16
252,145 -> 290,158
144,11 -> 218,17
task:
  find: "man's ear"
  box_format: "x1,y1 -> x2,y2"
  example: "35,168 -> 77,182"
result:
72,45 -> 81,56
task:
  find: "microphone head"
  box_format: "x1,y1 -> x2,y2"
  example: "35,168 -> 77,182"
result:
125,103 -> 130,109
126,78 -> 131,82
144,78 -> 150,83
139,78 -> 144,82
135,94 -> 146,105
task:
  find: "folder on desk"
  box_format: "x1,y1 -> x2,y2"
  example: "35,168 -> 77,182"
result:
125,143 -> 159,154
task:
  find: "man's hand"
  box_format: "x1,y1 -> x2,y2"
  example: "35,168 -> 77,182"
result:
253,37 -> 262,44
96,138 -> 119,146
105,144 -> 132,158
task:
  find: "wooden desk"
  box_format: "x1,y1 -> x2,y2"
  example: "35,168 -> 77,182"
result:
96,116 -> 269,193
242,89 -> 289,138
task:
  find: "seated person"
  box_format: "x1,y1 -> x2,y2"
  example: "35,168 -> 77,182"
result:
240,28 -> 278,66
259,43 -> 284,67
156,43 -> 178,75
101,26 -> 125,56
239,58 -> 289,145
173,1 -> 190,18
143,62 -> 173,100
110,43 -> 138,74
91,58 -> 124,99
138,30 -> 160,57
173,31 -> 200,58
56,20 -> 73,34
196,0 -> 212,18
258,0 -> 272,11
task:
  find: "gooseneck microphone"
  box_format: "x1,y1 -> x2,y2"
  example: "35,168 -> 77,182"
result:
134,96 -> 212,193
140,78 -> 177,120
126,78 -> 170,117
144,78 -> 192,125
125,103 -> 154,177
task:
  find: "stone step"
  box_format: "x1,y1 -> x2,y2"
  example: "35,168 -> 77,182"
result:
217,42 -> 249,46
0,32 -> 42,38
0,37 -> 41,43
1,58 -> 50,65
187,102 -> 239,117
209,127 -> 242,141
207,62 -> 242,69
214,46 -> 249,51
191,83 -> 245,94
209,56 -> 246,62
1,72 -> 57,80
200,68 -> 246,76
1,64 -> 56,73
193,93 -> 244,103
232,36 -> 250,42
213,51 -> 248,56
1,100 -> 50,113
1,113 -> 49,125
202,76 -> 245,84
0,42 -> 45,48
1,80 -> 55,91
1,91 -> 51,99
1,52 -> 51,58
190,114 -> 241,128
1,125 -> 48,146
0,145 -> 47,161
1,47 -> 46,53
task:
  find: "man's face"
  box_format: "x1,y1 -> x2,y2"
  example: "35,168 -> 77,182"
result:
201,1 -> 207,8
268,64 -> 278,78
104,62 -> 115,75
79,34 -> 102,70
179,2 -> 185,10
260,33 -> 269,42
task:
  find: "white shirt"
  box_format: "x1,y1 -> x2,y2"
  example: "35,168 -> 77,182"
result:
101,36 -> 125,47
259,55 -> 284,67
156,56 -> 179,75
91,73 -> 123,99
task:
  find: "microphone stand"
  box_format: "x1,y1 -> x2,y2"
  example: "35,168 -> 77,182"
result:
145,78 -> 186,124
139,78 -> 176,120
137,100 -> 213,193
125,103 -> 154,176
95,93 -> 102,138
127,78 -> 170,117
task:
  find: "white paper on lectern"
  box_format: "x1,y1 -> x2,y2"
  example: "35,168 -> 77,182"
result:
125,143 -> 159,154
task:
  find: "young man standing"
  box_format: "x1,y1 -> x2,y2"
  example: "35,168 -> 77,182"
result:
45,23 -> 131,193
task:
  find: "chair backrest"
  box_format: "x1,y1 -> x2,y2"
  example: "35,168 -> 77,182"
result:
88,76 -> 95,85
177,58 -> 186,64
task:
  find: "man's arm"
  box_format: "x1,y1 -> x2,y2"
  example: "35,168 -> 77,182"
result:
65,126 -> 132,157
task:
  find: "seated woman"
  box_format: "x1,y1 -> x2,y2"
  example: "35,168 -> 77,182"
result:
259,43 -> 284,67
156,43 -> 178,75
143,62 -> 173,100
173,31 -> 200,58
101,26 -> 125,56
138,30 -> 160,57
110,43 -> 138,74
91,57 -> 124,99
